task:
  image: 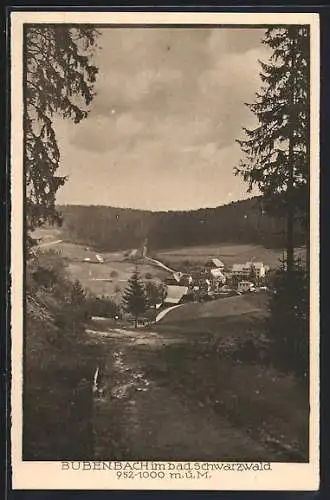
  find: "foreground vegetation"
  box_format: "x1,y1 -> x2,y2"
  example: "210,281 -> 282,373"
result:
24,249 -> 105,459
24,240 -> 309,461
92,293 -> 309,461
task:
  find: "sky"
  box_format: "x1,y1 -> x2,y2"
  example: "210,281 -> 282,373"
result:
55,27 -> 271,211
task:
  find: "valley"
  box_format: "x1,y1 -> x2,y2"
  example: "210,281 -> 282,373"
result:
27,225 -> 309,462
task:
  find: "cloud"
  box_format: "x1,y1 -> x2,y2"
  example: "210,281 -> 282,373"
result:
55,27 -> 268,209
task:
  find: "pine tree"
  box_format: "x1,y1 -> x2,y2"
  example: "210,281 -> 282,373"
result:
144,281 -> 166,307
122,270 -> 148,328
236,27 -> 309,275
25,25 -> 99,235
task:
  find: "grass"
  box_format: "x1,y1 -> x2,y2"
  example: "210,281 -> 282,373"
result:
160,293 -> 269,323
37,239 -> 169,302
154,243 -> 307,269
90,291 -> 309,462
152,294 -> 308,460
155,293 -> 269,339
142,343 -> 309,461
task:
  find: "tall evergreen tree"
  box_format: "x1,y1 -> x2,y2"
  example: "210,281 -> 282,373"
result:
236,27 -> 309,275
144,280 -> 166,307
25,25 -> 99,237
122,270 -> 148,329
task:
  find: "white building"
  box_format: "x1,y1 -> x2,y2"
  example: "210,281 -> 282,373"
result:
210,267 -> 226,282
232,261 -> 269,280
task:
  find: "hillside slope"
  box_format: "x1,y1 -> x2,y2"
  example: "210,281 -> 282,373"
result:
57,196 -> 307,252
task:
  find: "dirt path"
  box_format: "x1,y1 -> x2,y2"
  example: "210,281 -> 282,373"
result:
144,255 -> 177,275
155,304 -> 184,323
91,326 -> 271,461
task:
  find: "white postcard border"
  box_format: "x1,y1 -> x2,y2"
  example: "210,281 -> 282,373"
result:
10,10 -> 320,491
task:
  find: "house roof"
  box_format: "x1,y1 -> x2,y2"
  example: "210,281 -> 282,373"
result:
164,285 -> 189,304
206,258 -> 225,268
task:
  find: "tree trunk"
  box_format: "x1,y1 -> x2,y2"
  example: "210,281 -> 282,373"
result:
134,316 -> 138,329
287,29 -> 297,276
287,157 -> 295,275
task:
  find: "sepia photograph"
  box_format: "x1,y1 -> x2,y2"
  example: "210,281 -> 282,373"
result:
10,11 -> 319,491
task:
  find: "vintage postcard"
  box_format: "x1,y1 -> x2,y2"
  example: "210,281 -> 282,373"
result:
10,10 -> 320,491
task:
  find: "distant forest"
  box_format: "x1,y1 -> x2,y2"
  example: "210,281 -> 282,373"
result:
56,197 -> 307,252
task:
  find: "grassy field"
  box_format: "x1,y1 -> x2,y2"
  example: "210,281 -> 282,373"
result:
160,292 -> 269,323
34,231 -> 169,302
153,243 -> 307,269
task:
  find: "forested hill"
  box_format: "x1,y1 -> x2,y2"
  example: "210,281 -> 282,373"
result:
57,197 -> 306,252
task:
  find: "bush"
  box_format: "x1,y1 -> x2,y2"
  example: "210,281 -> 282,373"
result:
110,270 -> 118,278
145,272 -> 153,279
86,295 -> 121,319
27,251 -> 90,337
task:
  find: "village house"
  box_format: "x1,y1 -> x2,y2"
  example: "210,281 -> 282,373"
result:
209,267 -> 226,286
247,262 -> 270,278
231,261 -> 269,282
164,285 -> 189,305
231,263 -> 249,279
203,259 -> 226,292
205,258 -> 225,270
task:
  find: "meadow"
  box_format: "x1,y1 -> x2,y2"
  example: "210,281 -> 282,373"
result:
33,229 -> 169,302
153,243 -> 307,269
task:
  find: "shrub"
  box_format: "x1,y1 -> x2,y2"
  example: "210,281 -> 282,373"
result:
110,270 -> 118,278
27,251 -> 90,337
145,272 -> 153,279
86,295 -> 121,319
